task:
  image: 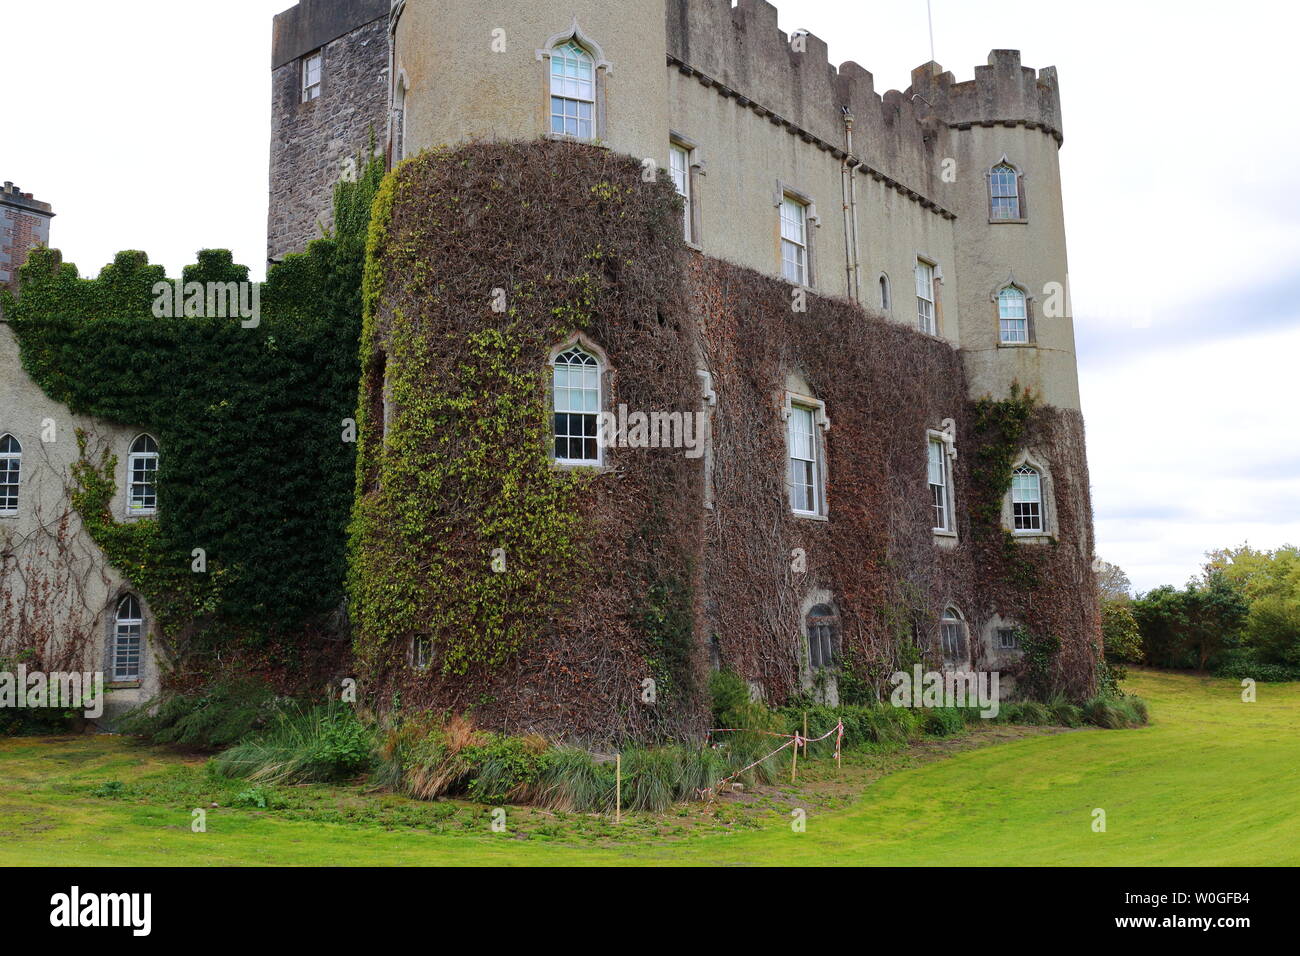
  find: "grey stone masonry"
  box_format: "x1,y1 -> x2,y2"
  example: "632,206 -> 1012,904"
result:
267,3 -> 389,262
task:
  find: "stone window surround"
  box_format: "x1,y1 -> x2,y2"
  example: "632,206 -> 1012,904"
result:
939,604 -> 972,670
914,252 -> 944,338
670,130 -> 706,250
537,22 -> 611,144
547,333 -> 611,473
1001,450 -> 1057,543
781,389 -> 830,521
987,154 -> 1028,224
798,588 -> 840,705
773,181 -> 820,288
990,274 -> 1037,347
982,612 -> 1025,661
696,369 -> 717,510
928,421 -> 958,544
104,590 -> 148,689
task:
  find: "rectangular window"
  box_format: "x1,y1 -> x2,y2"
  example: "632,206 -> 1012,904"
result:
928,437 -> 951,533
302,51 -> 322,102
113,619 -> 142,682
128,455 -> 158,515
553,349 -> 602,464
0,454 -> 18,515
670,143 -> 692,243
788,405 -> 818,515
940,621 -> 964,661
997,628 -> 1020,650
916,260 -> 936,334
780,196 -> 808,285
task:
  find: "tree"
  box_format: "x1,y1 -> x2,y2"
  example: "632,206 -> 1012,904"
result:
1095,560 -> 1133,602
1131,574 -> 1249,672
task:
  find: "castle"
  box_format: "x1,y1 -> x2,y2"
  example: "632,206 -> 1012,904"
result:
0,0 -> 1100,737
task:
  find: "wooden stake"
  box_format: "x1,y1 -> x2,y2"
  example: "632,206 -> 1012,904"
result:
791,737 -> 798,783
615,753 -> 622,824
803,712 -> 809,757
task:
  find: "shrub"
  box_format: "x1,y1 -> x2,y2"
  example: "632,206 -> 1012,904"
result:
1082,695 -> 1150,729
1046,694 -> 1084,728
212,702 -> 374,784
463,734 -> 550,804
1213,651 -> 1300,682
921,707 -> 965,737
117,677 -> 280,750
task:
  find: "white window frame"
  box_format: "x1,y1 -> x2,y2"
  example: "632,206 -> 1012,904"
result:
302,50 -> 323,103
112,595 -> 144,683
1011,464 -> 1044,534
998,285 -> 1030,344
669,141 -> 693,243
127,434 -> 159,517
552,344 -> 603,467
997,627 -> 1020,651
878,273 -> 892,314
0,434 -> 20,517
547,39 -> 596,140
927,428 -> 957,535
916,258 -> 937,334
780,194 -> 809,285
783,393 -> 830,518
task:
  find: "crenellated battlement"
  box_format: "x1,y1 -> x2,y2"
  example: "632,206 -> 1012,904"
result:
666,0 -> 1063,200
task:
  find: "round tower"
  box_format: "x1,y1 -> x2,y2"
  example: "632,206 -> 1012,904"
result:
911,51 -> 1080,411
391,0 -> 669,167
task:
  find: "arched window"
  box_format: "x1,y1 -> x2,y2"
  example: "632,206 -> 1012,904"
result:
127,434 -> 159,516
0,435 -> 21,517
549,39 -> 595,139
989,162 -> 1022,220
1011,465 -> 1044,533
112,594 -> 144,682
553,346 -> 601,464
878,273 -> 891,312
998,286 -> 1029,344
806,604 -> 840,672
939,607 -> 966,664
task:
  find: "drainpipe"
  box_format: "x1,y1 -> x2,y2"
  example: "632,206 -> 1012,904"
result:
841,108 -> 862,303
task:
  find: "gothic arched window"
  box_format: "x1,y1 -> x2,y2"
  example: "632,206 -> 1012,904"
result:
552,346 -> 602,464
113,594 -> 144,682
989,162 -> 1022,220
998,286 -> 1029,344
549,40 -> 596,139
127,434 -> 159,516
1011,465 -> 1044,533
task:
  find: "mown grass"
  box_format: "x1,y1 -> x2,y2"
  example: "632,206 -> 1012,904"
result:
0,669 -> 1295,866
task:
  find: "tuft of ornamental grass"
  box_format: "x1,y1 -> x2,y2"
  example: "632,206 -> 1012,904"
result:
211,701 -> 374,784
1082,694 -> 1150,729
1047,694 -> 1084,728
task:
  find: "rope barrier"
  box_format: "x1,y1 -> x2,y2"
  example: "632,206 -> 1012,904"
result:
699,721 -> 844,802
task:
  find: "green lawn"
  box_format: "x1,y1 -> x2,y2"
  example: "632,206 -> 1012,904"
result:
1,669 -> 1295,866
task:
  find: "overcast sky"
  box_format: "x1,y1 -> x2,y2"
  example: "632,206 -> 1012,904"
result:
4,1 -> 1297,594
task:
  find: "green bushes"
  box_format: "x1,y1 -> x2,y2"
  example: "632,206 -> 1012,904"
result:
117,678 -> 280,749
1212,648 -> 1300,682
211,702 -> 374,784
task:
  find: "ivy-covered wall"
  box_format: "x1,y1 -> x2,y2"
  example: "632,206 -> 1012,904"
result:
3,160 -> 385,687
354,140 -> 1099,743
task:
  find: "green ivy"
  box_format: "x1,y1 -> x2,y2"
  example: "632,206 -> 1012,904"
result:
6,152 -> 387,648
